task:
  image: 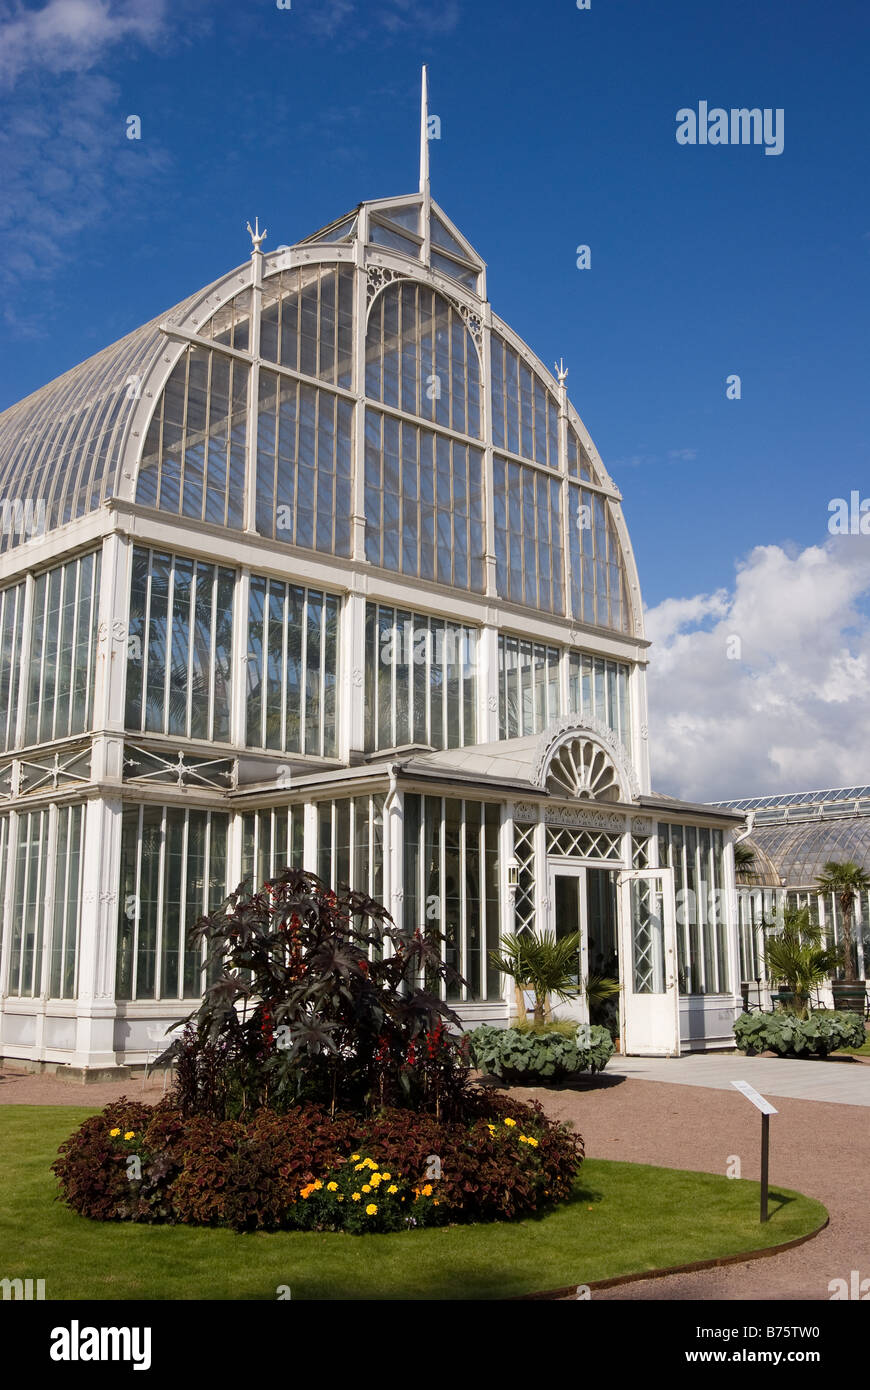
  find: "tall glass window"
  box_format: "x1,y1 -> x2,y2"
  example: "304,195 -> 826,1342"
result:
567,652 -> 631,750
255,372 -> 353,556
366,282 -> 481,437
246,578 -> 339,757
490,334 -> 560,468
658,822 -> 730,995
568,483 -> 630,632
125,547 -> 235,742
25,551 -> 100,746
241,808 -> 305,888
116,804 -> 229,1001
4,804 -> 85,998
0,581 -> 24,751
493,457 -> 564,613
365,604 -> 476,752
364,409 -> 485,591
567,425 -> 594,481
136,346 -> 248,529
260,265 -> 354,388
316,796 -> 385,905
403,794 -> 501,1001
498,636 -> 560,738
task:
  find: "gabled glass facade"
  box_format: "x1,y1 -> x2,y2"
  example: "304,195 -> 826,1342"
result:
0,185 -> 745,1071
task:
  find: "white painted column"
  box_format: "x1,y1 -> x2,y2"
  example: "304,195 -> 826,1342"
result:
631,662 -> 652,796
342,589 -> 367,759
232,568 -> 251,750
499,806 -> 516,1017
303,801 -> 319,875
73,796 -> 124,1070
721,833 -> 741,1003
479,622 -> 499,744
480,306 -> 497,600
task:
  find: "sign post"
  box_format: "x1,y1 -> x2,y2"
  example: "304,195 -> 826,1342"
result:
731,1080 -> 777,1223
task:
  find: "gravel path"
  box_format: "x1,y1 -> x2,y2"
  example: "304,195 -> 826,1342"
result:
4,1065 -> 865,1301
515,1074 -> 869,1300
0,1068 -> 171,1107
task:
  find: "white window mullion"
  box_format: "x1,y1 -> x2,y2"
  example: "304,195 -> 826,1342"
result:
178,811 -> 189,1002
186,563 -> 196,739
280,584 -> 289,752
154,808 -> 167,1002
131,804 -> 143,1002
162,559 -> 175,736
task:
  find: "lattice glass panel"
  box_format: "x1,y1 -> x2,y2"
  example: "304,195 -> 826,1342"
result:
546,827 -> 622,860
513,822 -> 536,936
630,877 -> 666,994
632,835 -> 651,869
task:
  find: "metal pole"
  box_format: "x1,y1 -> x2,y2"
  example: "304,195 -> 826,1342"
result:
760,1112 -> 770,1222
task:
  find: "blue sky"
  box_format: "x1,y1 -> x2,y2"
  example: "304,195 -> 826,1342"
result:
1,0 -> 868,795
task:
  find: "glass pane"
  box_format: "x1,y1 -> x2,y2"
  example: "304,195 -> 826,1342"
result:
631,878 -> 666,994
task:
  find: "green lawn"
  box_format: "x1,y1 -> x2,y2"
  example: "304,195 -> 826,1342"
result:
0,1105 -> 827,1301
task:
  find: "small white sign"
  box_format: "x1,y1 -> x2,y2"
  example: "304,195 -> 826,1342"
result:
731,1080 -> 778,1115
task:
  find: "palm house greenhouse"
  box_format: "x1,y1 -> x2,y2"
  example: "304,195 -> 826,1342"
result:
0,124 -> 751,1074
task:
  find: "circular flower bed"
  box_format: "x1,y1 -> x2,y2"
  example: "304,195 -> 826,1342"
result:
53,1092 -> 583,1234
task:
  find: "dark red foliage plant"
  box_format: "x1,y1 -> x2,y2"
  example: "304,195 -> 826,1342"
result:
157,869 -> 473,1122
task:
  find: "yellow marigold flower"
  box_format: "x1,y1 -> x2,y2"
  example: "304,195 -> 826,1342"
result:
366,1204 -> 377,1216
387,1184 -> 398,1194
313,1180 -> 323,1190
382,1171 -> 392,1181
124,1131 -> 135,1141
352,1192 -> 361,1201
109,1128 -> 121,1137
503,1117 -> 517,1128
422,1184 -> 433,1197
354,1163 -> 365,1171
433,1199 -> 440,1206
366,1158 -> 377,1169
362,1184 -> 371,1194
518,1135 -> 528,1144
351,1154 -> 360,1161
527,1137 -> 539,1147
370,1176 -> 381,1188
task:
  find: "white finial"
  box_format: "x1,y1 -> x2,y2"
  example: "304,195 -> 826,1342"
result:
246,217 -> 268,252
555,358 -> 569,385
419,65 -> 430,197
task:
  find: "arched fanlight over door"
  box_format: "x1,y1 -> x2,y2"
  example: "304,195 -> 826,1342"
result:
545,736 -> 621,802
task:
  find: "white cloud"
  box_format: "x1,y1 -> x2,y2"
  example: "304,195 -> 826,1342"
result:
645,538 -> 870,802
0,2 -> 173,295
0,0 -> 167,87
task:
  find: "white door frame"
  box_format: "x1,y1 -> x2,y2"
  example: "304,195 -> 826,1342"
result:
618,867 -> 680,1057
547,863 -> 590,1026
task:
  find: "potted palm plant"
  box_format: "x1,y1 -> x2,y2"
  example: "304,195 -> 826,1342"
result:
815,860 -> 870,1013
490,932 -> 619,1030
491,931 -> 582,1027
762,905 -> 841,1020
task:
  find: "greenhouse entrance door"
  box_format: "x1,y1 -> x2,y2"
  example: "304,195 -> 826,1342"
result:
549,866 -> 619,1031
618,869 -> 680,1056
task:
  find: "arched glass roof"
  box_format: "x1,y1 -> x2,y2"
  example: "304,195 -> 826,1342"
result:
746,818 -> 870,887
0,191 -> 641,636
0,283 -> 211,554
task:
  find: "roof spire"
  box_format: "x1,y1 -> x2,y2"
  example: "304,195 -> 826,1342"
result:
419,65 -> 430,197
